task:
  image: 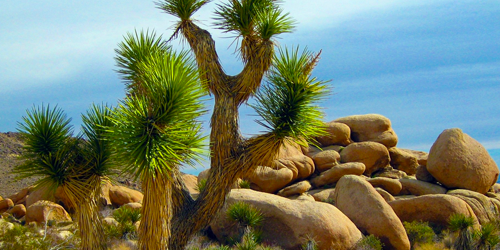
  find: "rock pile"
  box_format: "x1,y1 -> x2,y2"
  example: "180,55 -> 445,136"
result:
210,114 -> 499,249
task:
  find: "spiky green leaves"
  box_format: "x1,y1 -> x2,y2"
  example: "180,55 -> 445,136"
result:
81,104 -> 115,177
156,0 -> 211,21
252,47 -> 329,145
115,30 -> 169,93
18,105 -> 72,156
214,0 -> 294,41
14,105 -> 78,190
109,47 -> 205,181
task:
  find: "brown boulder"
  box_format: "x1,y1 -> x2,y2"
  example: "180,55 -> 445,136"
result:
288,193 -> 316,202
0,198 -> 14,213
26,200 -> 72,224
374,167 -> 408,179
367,177 -> 402,195
211,189 -> 363,250
308,188 -> 336,202
197,169 -> 210,184
340,142 -> 390,175
248,166 -> 294,193
26,186 -> 55,208
316,122 -> 352,147
389,147 -> 419,175
399,149 -> 428,166
427,128 -> 499,194
8,186 -> 32,204
415,165 -> 436,183
122,202 -> 142,211
8,204 -> 26,219
301,144 -> 322,156
309,149 -> 341,173
310,162 -> 365,187
491,183 -> 500,194
279,155 -> 315,181
277,181 -> 312,197
447,189 -> 500,225
399,178 -> 447,196
109,186 -> 143,207
181,173 -> 199,196
335,114 -> 398,148
334,175 -> 410,250
278,141 -> 304,158
375,187 -> 395,202
99,180 -> 113,206
388,194 -> 478,228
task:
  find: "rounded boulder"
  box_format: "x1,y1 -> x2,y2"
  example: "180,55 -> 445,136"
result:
335,114 -> 398,148
334,175 -> 410,250
211,189 -> 363,250
316,121 -> 352,147
427,128 -> 499,194
340,141 -> 390,176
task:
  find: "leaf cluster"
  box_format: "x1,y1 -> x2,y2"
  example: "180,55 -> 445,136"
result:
227,201 -> 263,228
115,30 -> 169,93
156,0 -> 211,21
14,104 -> 116,202
252,47 -> 328,145
110,31 -> 206,181
214,0 -> 294,40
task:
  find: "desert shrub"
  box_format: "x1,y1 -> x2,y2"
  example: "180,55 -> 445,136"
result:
404,221 -> 436,248
448,213 -> 475,250
0,220 -> 79,250
197,178 -> 208,193
473,222 -> 500,250
107,206 -> 141,240
113,206 -> 141,225
239,180 -> 251,189
227,202 -> 263,228
355,235 -> 384,250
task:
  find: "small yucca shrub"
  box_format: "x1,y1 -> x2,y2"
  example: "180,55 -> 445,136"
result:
110,206 -> 142,240
473,222 -> 500,250
448,213 -> 475,250
227,201 -> 263,228
113,206 -> 141,225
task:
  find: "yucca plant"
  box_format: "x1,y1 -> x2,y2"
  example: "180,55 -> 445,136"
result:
227,201 -> 263,228
114,0 -> 328,248
75,103 -> 116,250
473,222 -> 500,250
111,31 -> 205,250
14,103 -> 115,250
448,213 -> 475,250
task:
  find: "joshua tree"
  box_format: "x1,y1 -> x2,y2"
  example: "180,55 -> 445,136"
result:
113,0 -> 328,248
111,38 -> 206,249
14,104 -> 114,250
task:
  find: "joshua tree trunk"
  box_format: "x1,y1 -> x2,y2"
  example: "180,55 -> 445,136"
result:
167,21 -> 277,249
139,171 -> 172,249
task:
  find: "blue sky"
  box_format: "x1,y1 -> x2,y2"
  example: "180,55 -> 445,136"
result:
1,0 -> 499,175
